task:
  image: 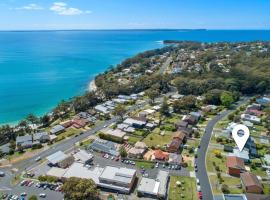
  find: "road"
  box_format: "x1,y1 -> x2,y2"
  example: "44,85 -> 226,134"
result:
159,56 -> 172,74
196,97 -> 249,200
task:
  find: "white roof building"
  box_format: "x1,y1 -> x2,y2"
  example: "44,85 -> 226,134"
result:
137,170 -> 169,198
73,150 -> 93,164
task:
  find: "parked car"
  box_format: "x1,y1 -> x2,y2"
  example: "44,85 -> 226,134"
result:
35,156 -> 41,162
0,171 -> 5,177
20,192 -> 27,197
198,191 -> 203,199
39,193 -> 46,198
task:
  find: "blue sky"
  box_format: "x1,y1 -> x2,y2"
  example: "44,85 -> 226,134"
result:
0,0 -> 270,30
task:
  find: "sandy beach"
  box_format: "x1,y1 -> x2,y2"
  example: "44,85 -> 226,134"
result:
88,79 -> 97,92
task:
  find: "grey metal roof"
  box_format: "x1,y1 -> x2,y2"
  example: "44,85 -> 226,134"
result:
16,134 -> 32,144
89,139 -> 119,156
50,125 -> 65,134
46,151 -> 68,165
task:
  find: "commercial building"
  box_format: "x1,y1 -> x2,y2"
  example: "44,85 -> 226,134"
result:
73,149 -> 93,164
137,170 -> 169,199
46,151 -> 74,168
47,164 -> 136,194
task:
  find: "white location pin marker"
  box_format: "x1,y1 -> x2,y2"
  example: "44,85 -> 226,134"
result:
232,124 -> 250,151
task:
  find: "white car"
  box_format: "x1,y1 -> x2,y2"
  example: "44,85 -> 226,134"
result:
39,193 -> 46,198
266,170 -> 270,176
21,192 -> 27,196
35,156 -> 41,162
196,178 -> 200,185
197,185 -> 201,192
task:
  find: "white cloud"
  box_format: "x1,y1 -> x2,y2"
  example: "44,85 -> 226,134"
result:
50,2 -> 91,16
15,3 -> 43,10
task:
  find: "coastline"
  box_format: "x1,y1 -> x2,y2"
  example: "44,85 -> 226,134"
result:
88,79 -> 97,92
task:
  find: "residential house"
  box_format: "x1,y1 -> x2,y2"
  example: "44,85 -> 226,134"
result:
16,134 -> 39,149
245,137 -> 258,158
240,172 -> 263,194
245,193 -> 270,200
61,120 -> 73,129
0,143 -> 10,155
89,138 -> 120,156
183,115 -> 198,125
256,97 -> 270,106
50,125 -> 65,135
168,153 -> 182,165
167,131 -> 186,153
177,127 -> 193,137
264,154 -> 270,166
241,114 -> 261,124
95,105 -> 110,114
226,156 -> 246,177
33,132 -> 50,143
228,148 -> 250,163
174,120 -> 188,130
72,118 -> 88,129
123,117 -> 147,129
128,141 -> 147,159
152,150 -> 169,162
190,111 -> 202,121
246,109 -> 264,117
100,128 -> 126,142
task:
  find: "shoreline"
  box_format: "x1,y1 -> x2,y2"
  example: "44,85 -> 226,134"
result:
88,79 -> 97,92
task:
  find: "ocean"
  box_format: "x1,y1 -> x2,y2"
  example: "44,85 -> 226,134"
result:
1,30 -> 270,124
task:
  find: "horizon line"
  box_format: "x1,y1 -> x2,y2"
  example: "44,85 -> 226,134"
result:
0,28 -> 270,32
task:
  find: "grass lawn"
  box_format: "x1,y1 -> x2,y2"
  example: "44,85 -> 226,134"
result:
209,175 -> 242,194
164,114 -> 181,124
143,128 -> 173,148
80,138 -> 94,148
263,183 -> 270,195
57,127 -> 83,138
250,167 -> 267,177
206,149 -> 227,173
127,136 -> 141,145
168,176 -> 198,200
133,130 -> 146,137
135,161 -> 154,169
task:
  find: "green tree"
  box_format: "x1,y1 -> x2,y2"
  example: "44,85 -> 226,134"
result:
113,105 -> 126,120
26,113 -> 40,125
145,89 -> 159,104
62,177 -> 99,200
28,195 -> 38,200
119,146 -> 127,158
160,97 -> 169,116
220,91 -> 234,107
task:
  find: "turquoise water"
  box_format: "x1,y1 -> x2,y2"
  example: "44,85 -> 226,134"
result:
1,30 -> 270,124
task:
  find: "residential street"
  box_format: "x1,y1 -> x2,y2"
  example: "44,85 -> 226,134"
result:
196,97 -> 249,200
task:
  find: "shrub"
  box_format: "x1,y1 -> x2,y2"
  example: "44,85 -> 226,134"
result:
221,184 -> 229,193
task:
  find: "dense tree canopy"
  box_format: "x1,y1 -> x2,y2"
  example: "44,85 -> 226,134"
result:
62,177 -> 99,200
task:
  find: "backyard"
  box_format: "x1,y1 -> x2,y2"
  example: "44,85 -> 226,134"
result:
143,128 -> 173,148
